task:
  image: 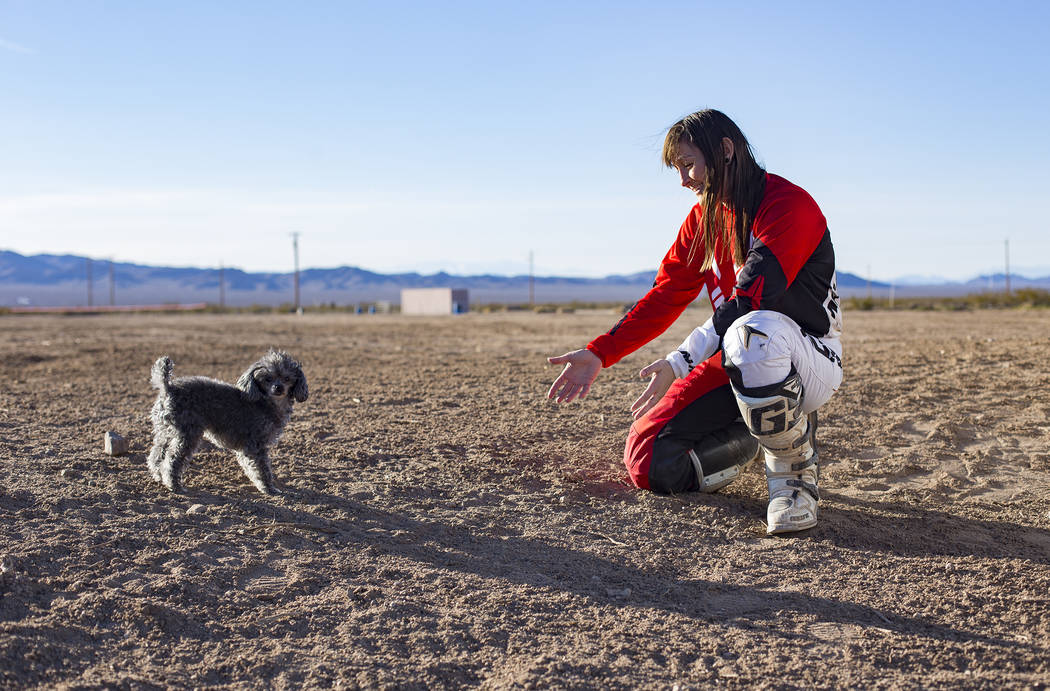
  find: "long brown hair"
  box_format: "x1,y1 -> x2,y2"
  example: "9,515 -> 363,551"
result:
661,109 -> 766,270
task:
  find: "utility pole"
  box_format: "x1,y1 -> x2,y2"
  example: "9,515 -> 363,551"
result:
108,259 -> 115,306
86,258 -> 93,307
291,232 -> 301,313
529,250 -> 535,307
219,262 -> 226,309
1004,238 -> 1011,295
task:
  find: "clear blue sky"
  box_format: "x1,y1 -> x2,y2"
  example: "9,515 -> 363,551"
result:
2,1 -> 1048,281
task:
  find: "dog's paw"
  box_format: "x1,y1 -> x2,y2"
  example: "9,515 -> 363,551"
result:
254,483 -> 281,496
262,485 -> 299,500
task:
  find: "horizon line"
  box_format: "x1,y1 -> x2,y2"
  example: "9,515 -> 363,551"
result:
2,247 -> 1044,285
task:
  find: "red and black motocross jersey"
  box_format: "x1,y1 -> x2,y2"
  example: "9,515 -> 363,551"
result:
587,173 -> 840,368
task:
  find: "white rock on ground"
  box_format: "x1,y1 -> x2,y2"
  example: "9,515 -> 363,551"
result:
104,431 -> 129,456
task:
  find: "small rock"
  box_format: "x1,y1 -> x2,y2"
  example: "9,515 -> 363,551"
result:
606,587 -> 632,598
203,533 -> 219,541
186,504 -> 206,515
59,468 -> 77,479
352,398 -> 361,404
0,556 -> 13,574
558,496 -> 567,504
104,431 -> 129,456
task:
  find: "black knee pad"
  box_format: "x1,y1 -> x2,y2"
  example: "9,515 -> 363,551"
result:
689,420 -> 760,492
649,420 -> 759,494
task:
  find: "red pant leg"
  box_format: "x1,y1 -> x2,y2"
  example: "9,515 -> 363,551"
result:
623,353 -> 731,490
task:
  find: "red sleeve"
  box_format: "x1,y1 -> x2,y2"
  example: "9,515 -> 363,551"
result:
587,206 -> 708,368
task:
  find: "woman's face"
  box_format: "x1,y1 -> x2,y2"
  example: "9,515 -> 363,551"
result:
673,140 -> 707,200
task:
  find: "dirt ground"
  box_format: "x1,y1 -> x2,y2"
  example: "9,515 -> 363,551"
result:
1,309 -> 1048,689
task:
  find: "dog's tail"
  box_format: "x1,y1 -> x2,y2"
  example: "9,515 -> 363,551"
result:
151,356 -> 174,391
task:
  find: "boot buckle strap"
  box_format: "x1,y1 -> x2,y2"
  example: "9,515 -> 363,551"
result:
790,456 -> 817,472
786,478 -> 819,501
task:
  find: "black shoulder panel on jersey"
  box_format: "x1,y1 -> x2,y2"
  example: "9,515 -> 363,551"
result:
776,229 -> 836,337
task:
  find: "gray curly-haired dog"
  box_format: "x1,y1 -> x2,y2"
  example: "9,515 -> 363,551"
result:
146,349 -> 308,495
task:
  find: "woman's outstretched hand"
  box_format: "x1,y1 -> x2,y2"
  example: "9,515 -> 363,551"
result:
547,349 -> 602,403
631,359 -> 675,420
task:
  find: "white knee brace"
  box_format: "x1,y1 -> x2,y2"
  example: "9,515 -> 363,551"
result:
733,370 -> 819,533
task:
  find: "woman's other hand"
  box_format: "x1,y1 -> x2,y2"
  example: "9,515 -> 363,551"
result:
631,359 -> 674,420
547,349 -> 602,403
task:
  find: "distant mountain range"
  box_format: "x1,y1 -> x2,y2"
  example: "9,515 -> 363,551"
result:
0,249 -> 1044,307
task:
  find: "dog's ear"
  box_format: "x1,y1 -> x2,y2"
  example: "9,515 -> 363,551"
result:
237,365 -> 264,402
291,364 -> 309,402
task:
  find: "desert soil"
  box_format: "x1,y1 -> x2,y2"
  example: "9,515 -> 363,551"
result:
1,309 -> 1048,689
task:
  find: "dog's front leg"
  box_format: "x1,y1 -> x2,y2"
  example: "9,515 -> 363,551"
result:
236,449 -> 279,495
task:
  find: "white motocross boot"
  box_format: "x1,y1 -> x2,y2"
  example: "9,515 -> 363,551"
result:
733,371 -> 819,534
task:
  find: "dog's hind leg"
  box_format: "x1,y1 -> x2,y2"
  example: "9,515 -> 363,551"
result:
147,424 -> 177,483
146,436 -> 166,482
236,448 -> 278,495
160,429 -> 201,493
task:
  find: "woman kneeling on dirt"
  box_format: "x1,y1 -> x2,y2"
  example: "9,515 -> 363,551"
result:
547,109 -> 843,534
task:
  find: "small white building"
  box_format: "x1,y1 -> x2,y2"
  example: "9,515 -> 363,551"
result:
400,288 -> 469,315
